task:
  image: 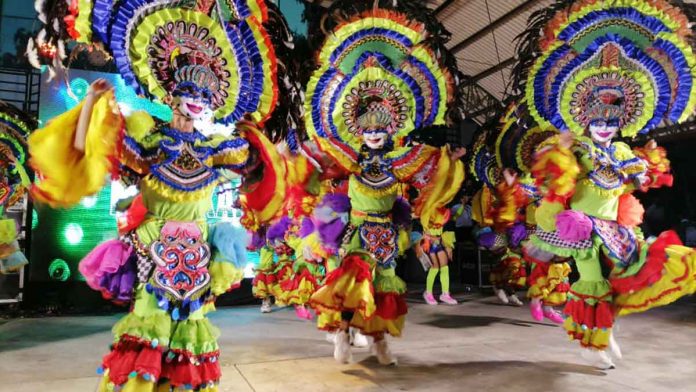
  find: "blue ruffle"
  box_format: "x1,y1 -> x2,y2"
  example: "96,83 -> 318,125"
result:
222,22 -> 252,124
309,68 -> 338,138
329,27 -> 414,66
405,56 -> 441,127
92,0 -> 115,45
558,7 -> 670,45
110,0 -> 158,95
237,20 -> 266,117
232,0 -> 252,20
533,44 -> 572,122
653,38 -> 693,122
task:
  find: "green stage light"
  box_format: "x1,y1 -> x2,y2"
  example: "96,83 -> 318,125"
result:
32,209 -> 38,230
70,78 -> 90,100
64,223 -> 84,245
48,259 -> 71,281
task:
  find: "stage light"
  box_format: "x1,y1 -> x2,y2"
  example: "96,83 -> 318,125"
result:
70,78 -> 90,101
81,195 -> 98,208
64,223 -> 84,245
32,209 -> 38,230
48,258 -> 71,281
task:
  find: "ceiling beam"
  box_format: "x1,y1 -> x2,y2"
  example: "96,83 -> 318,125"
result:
434,0 -> 457,16
461,56 -> 516,85
450,0 -> 539,55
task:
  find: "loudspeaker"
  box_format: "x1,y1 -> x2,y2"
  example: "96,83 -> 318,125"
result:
454,118 -> 479,147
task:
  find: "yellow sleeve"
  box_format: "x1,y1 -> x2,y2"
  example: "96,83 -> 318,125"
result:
410,147 -> 465,232
29,91 -> 123,207
204,134 -> 251,170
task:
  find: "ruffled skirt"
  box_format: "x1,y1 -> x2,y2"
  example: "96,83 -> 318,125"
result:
309,251 -> 407,337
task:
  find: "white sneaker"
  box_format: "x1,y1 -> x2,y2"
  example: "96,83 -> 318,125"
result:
494,288 -> 509,304
351,329 -> 369,348
597,350 -> 616,369
609,333 -> 623,360
260,298 -> 272,313
581,348 -> 615,370
372,338 -> 397,366
326,331 -> 337,344
508,294 -> 523,306
333,331 -> 352,364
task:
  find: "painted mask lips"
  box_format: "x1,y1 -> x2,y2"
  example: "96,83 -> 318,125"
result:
596,130 -> 614,139
186,103 -> 203,114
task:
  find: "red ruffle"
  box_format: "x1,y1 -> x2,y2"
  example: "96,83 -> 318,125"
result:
280,268 -> 319,292
161,351 -> 221,388
103,335 -> 220,388
555,281 -> 570,293
103,337 -> 163,385
238,123 -> 279,217
117,194 -> 148,235
610,230 -> 682,294
252,272 -> 277,286
527,261 -> 549,286
323,253 -> 373,286
374,293 -> 408,320
563,299 -> 613,329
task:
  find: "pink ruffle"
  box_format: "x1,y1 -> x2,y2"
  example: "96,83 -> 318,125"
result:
556,210 -> 592,242
79,239 -> 135,302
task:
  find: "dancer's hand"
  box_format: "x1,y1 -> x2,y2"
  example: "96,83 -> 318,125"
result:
88,78 -> 112,98
451,146 -> 467,160
503,168 -> 517,186
559,132 -> 574,149
74,79 -> 114,152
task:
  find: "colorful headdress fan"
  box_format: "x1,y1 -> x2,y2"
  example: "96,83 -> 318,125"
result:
33,0 -> 279,125
469,132 -> 500,189
305,6 -> 456,156
524,0 -> 696,137
494,102 -> 558,173
0,101 -> 35,207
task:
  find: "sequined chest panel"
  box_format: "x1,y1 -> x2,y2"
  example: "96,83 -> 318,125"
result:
581,142 -> 623,190
150,129 -> 217,192
357,152 -> 396,190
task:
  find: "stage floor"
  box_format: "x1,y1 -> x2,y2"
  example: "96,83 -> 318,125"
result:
1,293 -> 694,392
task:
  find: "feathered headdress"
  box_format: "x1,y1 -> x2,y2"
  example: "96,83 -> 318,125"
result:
0,101 -> 36,207
27,1 -> 289,126
305,0 -> 459,157
519,0 -> 696,138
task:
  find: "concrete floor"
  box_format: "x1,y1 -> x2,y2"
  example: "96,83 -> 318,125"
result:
1,293 -> 695,392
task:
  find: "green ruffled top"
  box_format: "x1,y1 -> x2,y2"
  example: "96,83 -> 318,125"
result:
569,137 -> 647,220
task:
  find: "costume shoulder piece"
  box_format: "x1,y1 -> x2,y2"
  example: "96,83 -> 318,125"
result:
305,0 -> 457,163
521,0 -> 696,137
0,101 -> 35,207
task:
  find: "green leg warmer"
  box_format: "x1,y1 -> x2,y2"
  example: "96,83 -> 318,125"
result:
426,267 -> 440,293
440,265 -> 451,294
